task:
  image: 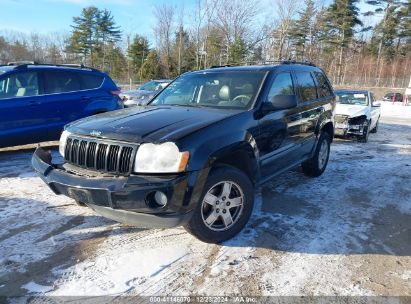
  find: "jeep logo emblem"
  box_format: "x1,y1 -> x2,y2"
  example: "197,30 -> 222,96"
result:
90,130 -> 101,137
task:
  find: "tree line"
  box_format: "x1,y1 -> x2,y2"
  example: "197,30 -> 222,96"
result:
0,0 -> 409,88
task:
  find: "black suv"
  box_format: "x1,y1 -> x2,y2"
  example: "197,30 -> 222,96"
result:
32,62 -> 335,243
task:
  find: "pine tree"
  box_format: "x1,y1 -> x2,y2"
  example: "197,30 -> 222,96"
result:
394,0 -> 410,57
97,9 -> 122,70
324,0 -> 363,84
105,44 -> 127,81
140,50 -> 161,80
364,0 -> 407,64
70,6 -> 99,64
69,6 -> 121,68
289,0 -> 316,61
171,26 -> 196,77
228,37 -> 247,64
128,34 -> 150,80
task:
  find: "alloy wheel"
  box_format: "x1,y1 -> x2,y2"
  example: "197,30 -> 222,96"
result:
201,181 -> 244,232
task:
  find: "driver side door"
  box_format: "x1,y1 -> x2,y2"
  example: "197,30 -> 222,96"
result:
256,71 -> 303,182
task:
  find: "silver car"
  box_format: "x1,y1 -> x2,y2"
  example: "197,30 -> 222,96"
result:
120,79 -> 171,107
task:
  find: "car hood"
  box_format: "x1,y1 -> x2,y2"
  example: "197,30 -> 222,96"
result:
335,104 -> 368,117
66,106 -> 239,143
121,90 -> 155,101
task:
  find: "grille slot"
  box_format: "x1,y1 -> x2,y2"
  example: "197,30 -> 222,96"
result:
64,136 -> 136,175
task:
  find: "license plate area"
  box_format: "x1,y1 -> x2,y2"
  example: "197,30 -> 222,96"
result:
67,188 -> 111,207
335,122 -> 348,129
68,188 -> 90,203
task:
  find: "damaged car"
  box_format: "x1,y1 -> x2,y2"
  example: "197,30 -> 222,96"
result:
334,90 -> 381,143
32,62 -> 335,243
120,79 -> 171,107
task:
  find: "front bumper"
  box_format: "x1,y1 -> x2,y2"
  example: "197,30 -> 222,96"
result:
334,124 -> 365,137
32,148 -> 203,228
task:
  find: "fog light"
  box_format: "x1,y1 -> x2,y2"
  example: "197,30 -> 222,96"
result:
154,191 -> 168,206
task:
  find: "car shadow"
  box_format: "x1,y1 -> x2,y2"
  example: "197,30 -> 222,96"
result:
0,195 -> 145,297
225,122 -> 411,256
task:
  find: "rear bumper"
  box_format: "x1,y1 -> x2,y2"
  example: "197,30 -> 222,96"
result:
32,148 -> 203,228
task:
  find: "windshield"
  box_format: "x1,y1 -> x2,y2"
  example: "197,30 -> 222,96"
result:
336,92 -> 368,106
150,71 -> 266,109
139,80 -> 161,91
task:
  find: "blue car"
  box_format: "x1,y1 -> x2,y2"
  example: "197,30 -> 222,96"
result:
0,63 -> 123,148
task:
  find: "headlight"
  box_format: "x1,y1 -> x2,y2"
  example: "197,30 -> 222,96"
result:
134,142 -> 189,173
348,115 -> 367,125
59,130 -> 71,157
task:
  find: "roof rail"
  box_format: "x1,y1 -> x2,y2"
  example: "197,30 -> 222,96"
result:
9,62 -> 100,72
280,60 -> 316,66
210,65 -> 232,69
209,60 -> 317,68
7,61 -> 38,66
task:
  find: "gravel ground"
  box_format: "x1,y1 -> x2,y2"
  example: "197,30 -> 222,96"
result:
0,102 -> 410,299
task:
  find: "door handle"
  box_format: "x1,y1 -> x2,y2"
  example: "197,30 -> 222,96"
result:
81,96 -> 91,101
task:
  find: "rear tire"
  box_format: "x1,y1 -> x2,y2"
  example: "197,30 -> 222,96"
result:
184,166 -> 254,243
302,132 -> 331,177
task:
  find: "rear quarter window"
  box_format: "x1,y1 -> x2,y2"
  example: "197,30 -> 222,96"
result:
44,71 -> 81,94
80,73 -> 104,90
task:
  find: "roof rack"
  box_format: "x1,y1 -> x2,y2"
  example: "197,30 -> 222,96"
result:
210,65 -> 232,69
209,60 -> 316,68
7,61 -> 38,66
6,61 -> 100,72
280,60 -> 316,66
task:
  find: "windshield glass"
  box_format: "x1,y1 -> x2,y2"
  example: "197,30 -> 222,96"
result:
139,80 -> 159,91
336,92 -> 368,106
150,71 -> 266,109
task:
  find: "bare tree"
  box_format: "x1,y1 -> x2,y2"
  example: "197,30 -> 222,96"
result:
153,4 -> 175,78
212,0 -> 261,64
272,0 -> 300,60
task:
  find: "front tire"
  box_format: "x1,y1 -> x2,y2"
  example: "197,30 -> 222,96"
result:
370,118 -> 379,133
302,132 -> 331,177
357,120 -> 370,143
184,166 -> 254,243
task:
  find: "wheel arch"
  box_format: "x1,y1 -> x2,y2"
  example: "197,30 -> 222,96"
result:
321,121 -> 334,142
206,142 -> 259,185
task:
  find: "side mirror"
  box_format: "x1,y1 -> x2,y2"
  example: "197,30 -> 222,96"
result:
372,101 -> 381,107
262,94 -> 297,112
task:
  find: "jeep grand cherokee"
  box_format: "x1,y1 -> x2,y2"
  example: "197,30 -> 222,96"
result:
32,62 -> 335,243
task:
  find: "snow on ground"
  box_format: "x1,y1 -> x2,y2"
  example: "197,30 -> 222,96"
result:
0,103 -> 410,298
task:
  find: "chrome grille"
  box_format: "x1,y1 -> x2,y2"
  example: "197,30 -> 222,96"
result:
65,136 -> 137,175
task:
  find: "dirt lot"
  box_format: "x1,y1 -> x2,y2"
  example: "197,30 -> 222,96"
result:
0,103 -> 410,298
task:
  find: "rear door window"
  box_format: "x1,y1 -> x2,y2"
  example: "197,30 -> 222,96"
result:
266,72 -> 294,103
0,72 -> 39,99
80,73 -> 104,90
313,72 -> 333,98
295,72 -> 317,102
44,71 -> 81,94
